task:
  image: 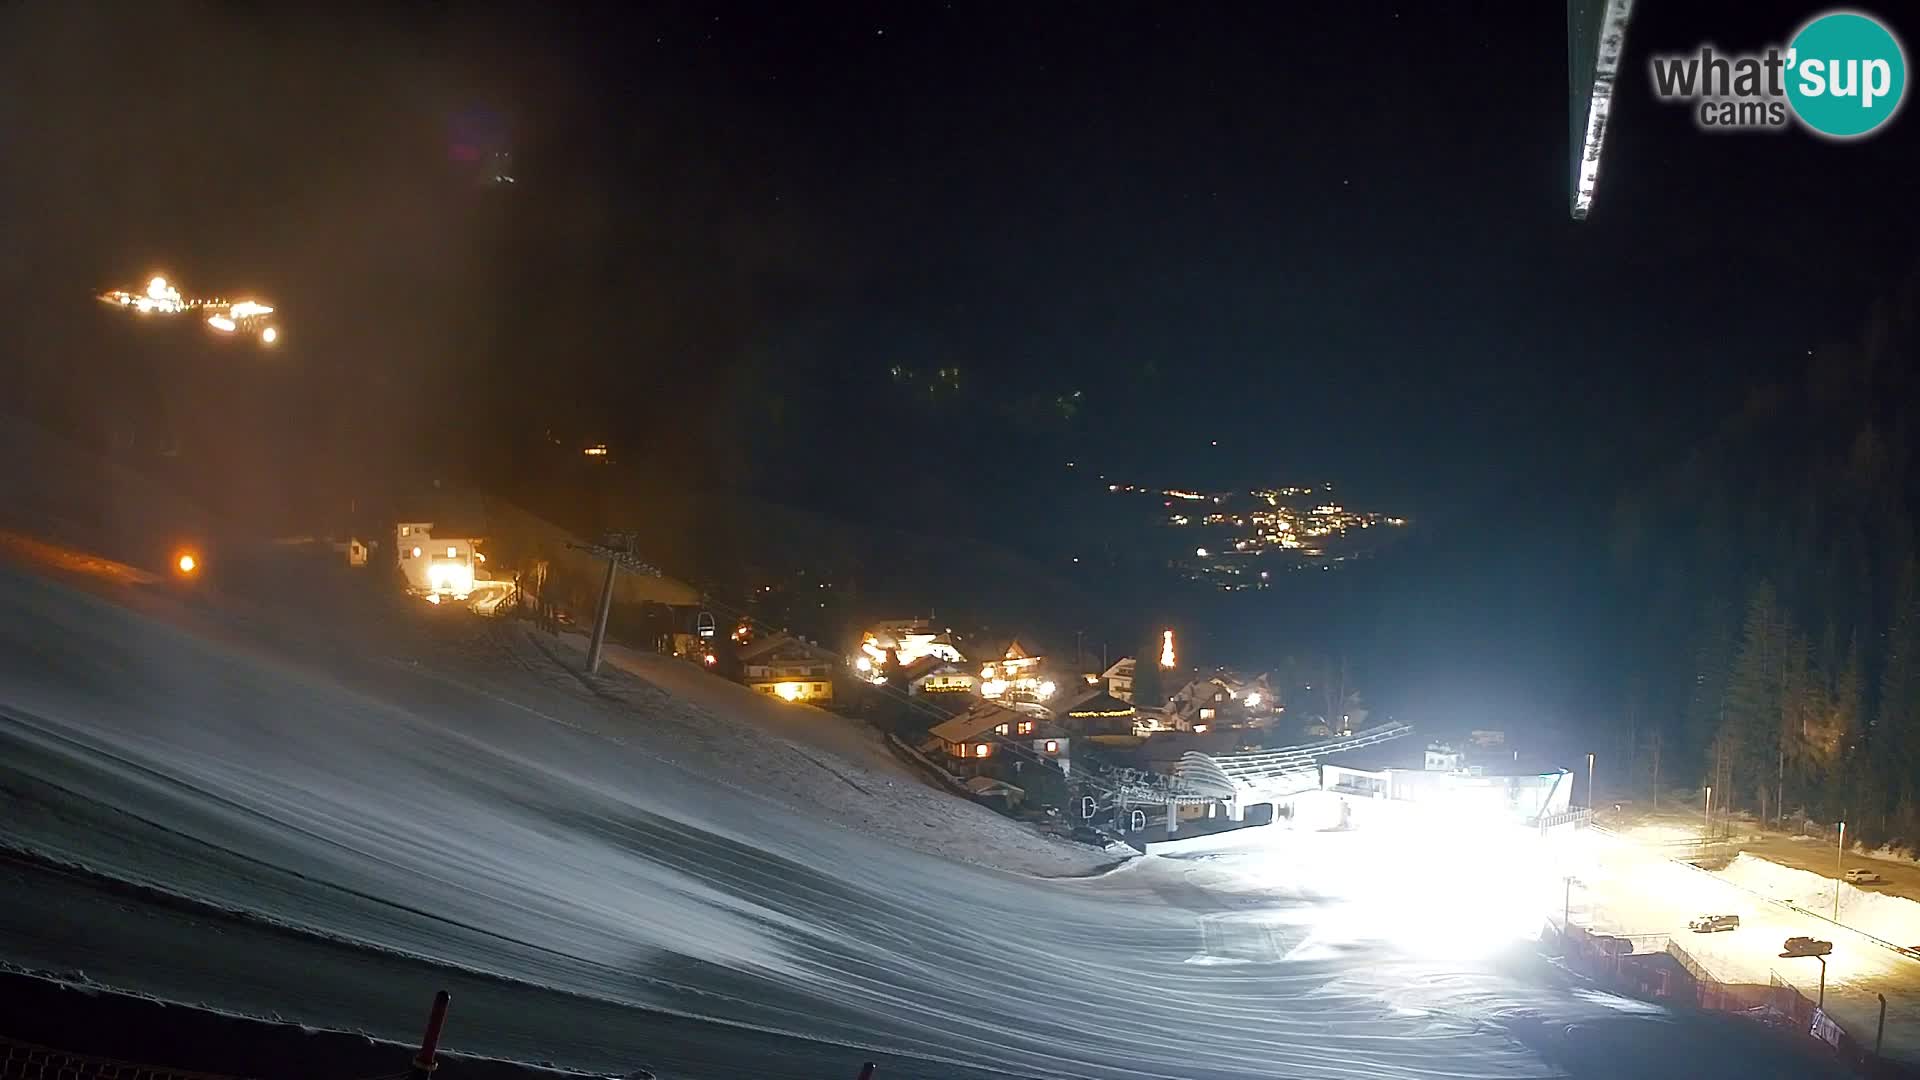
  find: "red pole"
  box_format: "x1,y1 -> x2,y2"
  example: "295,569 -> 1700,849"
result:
410,990 -> 452,1079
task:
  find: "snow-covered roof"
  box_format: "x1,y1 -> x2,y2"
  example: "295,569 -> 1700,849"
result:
928,702 -> 1024,743
739,633 -> 839,664
964,776 -> 1024,797
1061,691 -> 1135,720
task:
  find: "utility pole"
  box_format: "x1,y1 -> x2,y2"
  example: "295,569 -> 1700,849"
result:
1777,745 -> 1785,830
1835,821 -> 1846,923
568,532 -> 665,676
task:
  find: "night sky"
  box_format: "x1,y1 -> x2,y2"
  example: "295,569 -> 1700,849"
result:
2,1 -> 1914,725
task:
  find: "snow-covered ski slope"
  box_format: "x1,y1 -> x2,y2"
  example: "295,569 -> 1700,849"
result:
0,444 -> 1848,1078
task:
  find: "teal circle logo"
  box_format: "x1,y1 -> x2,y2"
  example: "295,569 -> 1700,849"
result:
1786,11 -> 1907,138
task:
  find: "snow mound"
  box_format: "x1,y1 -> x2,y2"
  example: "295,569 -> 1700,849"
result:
1717,853 -> 1920,948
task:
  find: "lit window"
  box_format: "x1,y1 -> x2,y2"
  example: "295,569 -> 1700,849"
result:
1018,721 -> 1034,735
1045,740 -> 1058,753
995,723 -> 1010,735
974,743 -> 991,758
410,546 -> 422,559
1200,707 -> 1216,720
401,526 -> 412,536
446,546 -> 457,558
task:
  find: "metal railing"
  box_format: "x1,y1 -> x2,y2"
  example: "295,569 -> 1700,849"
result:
1173,723 -> 1415,798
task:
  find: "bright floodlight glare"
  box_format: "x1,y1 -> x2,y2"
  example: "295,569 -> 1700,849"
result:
1358,808 -> 1554,960
261,326 -> 278,344
229,300 -> 274,319
1244,692 -> 1262,708
207,315 -> 237,332
176,553 -> 197,574
427,561 -> 475,596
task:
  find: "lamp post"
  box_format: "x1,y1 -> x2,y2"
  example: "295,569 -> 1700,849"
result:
1562,875 -> 1582,943
1704,785 -> 1713,841
1781,941 -> 1833,1010
1834,821 -> 1846,923
1587,752 -> 1596,810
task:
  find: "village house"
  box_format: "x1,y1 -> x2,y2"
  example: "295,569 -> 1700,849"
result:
851,618 -> 967,682
923,701 -> 1072,776
977,638 -> 1062,705
902,656 -> 979,696
1052,686 -> 1138,738
1101,657 -> 1136,702
739,634 -> 841,704
1165,677 -> 1241,732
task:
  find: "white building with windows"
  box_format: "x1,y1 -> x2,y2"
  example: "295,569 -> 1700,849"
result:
395,522 -> 483,601
740,634 -> 840,703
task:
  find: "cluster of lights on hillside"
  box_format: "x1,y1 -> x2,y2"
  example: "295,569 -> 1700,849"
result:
1109,481 -> 1409,587
99,275 -> 280,346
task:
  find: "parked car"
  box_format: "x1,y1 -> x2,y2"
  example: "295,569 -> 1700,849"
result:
1690,914 -> 1740,933
1782,936 -> 1833,957
1844,868 -> 1886,885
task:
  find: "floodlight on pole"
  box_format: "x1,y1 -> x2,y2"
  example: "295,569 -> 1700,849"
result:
1835,821 -> 1846,923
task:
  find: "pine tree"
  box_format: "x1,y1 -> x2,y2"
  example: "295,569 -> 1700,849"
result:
1835,632 -> 1864,755
1683,597 -> 1735,785
1878,562 -> 1920,829
1778,630 -> 1818,816
1132,636 -> 1166,710
1816,634 -> 1865,821
1723,581 -> 1786,813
